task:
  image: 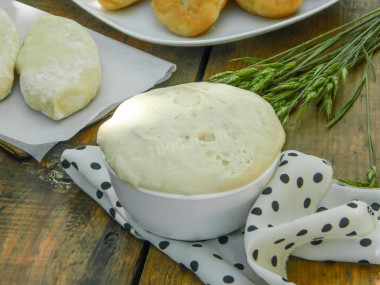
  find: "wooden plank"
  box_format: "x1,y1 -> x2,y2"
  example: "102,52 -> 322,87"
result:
139,247 -> 203,285
0,150 -> 146,284
0,139 -> 30,159
287,256 -> 380,285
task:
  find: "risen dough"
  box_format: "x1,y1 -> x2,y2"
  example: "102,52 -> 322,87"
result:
97,82 -> 285,195
151,0 -> 227,37
0,8 -> 19,101
236,0 -> 303,18
16,16 -> 101,120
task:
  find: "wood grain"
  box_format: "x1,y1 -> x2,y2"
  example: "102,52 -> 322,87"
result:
1,0 -> 380,284
139,247 -> 203,285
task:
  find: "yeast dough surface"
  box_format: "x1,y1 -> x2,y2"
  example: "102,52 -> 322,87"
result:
97,82 -> 285,195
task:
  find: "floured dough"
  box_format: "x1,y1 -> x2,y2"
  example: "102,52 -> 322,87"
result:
16,16 -> 101,120
97,82 -> 285,195
0,8 -> 19,101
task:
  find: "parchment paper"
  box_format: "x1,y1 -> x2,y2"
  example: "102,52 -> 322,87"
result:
0,0 -> 176,161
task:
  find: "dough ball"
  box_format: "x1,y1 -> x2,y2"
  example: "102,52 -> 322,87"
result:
151,0 -> 227,37
16,16 -> 102,120
97,82 -> 285,195
0,8 -> 19,101
236,0 -> 303,18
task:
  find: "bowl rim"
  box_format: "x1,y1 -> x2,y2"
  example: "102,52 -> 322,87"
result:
103,151 -> 279,201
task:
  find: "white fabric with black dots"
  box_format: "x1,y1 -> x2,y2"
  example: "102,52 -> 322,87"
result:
61,147 -> 380,285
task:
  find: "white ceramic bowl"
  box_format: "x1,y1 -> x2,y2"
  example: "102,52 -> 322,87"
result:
104,153 -> 279,241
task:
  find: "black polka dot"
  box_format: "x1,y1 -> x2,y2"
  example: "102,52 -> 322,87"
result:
190,260 -> 199,272
101,181 -> 112,190
76,146 -> 86,150
223,275 -> 234,284
272,201 -> 279,212
280,154 -> 285,161
271,256 -> 278,267
282,277 -> 291,282
279,160 -> 288,167
285,242 -> 295,250
339,217 -> 349,228
262,187 -> 272,195
371,203 -> 380,211
268,224 -> 273,228
358,259 -> 370,264
234,263 -> 244,270
313,173 -> 323,183
346,231 -> 357,236
96,190 -> 103,199
317,206 -> 328,212
218,236 -> 229,244
280,174 -> 290,183
296,229 -> 308,236
274,238 -> 285,244
311,239 -> 323,245
288,152 -> 298,157
213,254 -> 223,260
159,241 -> 170,250
347,202 -> 358,208
124,223 -> 131,231
109,208 -> 116,218
297,177 -> 304,188
303,198 -> 311,208
360,238 -> 372,247
90,162 -> 101,170
247,225 -> 258,232
71,162 -> 78,170
192,244 -> 203,247
321,224 -> 332,232
61,159 -> 71,169
251,207 -> 262,215
367,206 -> 374,216
252,249 -> 258,260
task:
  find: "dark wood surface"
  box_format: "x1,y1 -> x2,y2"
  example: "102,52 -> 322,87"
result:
1,0 -> 380,284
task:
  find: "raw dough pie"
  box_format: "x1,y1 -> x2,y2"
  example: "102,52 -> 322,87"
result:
0,8 -> 19,101
16,16 -> 102,120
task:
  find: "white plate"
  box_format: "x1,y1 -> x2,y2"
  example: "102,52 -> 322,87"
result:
72,0 -> 339,46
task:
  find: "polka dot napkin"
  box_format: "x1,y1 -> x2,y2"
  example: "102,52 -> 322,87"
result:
61,146 -> 380,285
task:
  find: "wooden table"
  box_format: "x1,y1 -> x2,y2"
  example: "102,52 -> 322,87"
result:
1,0 -> 380,284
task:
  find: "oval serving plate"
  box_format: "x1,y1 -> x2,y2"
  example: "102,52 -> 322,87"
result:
71,0 -> 339,47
